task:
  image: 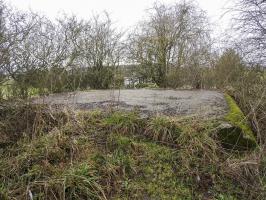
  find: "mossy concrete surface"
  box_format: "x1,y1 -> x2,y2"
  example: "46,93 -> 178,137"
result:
216,94 -> 257,149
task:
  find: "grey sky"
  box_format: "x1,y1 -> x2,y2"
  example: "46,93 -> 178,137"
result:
6,0 -> 232,34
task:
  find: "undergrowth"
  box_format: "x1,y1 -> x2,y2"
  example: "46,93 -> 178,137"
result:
0,104 -> 265,199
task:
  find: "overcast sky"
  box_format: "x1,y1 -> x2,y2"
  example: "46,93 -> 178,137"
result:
6,0 -> 232,34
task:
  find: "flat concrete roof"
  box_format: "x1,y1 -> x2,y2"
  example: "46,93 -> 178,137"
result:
34,89 -> 228,118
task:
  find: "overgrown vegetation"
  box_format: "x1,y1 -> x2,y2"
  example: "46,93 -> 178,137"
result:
0,0 -> 266,199
0,105 -> 265,199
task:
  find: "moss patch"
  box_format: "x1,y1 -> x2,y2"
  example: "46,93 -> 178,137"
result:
219,94 -> 257,149
104,134 -> 192,199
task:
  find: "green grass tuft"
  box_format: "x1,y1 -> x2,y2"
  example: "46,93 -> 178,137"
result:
145,116 -> 182,144
104,111 -> 141,135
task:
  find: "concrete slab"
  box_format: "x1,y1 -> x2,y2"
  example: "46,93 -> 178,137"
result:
34,89 -> 228,118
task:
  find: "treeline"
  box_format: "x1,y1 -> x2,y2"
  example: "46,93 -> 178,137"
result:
0,1 -> 124,97
0,0 -> 265,97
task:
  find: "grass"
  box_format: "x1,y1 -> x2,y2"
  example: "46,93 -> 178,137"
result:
103,111 -> 141,135
117,139 -> 191,200
0,104 -> 265,199
145,116 -> 182,144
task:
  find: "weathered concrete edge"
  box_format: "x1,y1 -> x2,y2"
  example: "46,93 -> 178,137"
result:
217,94 -> 257,149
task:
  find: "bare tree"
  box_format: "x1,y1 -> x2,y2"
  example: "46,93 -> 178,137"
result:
82,13 -> 122,69
127,1 -> 211,87
80,13 -> 123,88
0,1 -> 12,83
0,0 -> 124,96
232,0 -> 266,65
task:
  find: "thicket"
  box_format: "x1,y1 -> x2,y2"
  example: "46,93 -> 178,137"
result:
0,0 -> 124,98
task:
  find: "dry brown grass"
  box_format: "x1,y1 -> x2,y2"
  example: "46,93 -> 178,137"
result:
0,102 -> 265,199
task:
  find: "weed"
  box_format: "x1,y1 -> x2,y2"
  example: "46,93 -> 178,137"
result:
104,111 -> 141,135
145,116 -> 181,144
0,104 -> 265,199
